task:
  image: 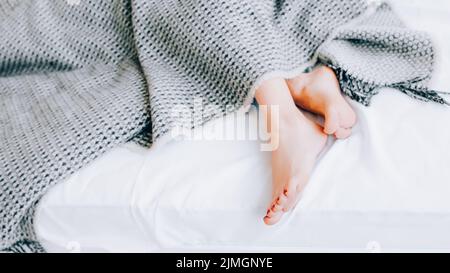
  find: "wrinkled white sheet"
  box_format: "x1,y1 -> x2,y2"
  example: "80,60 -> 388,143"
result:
35,0 -> 450,253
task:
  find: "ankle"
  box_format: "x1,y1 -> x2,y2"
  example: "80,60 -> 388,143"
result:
255,78 -> 298,115
287,73 -> 310,98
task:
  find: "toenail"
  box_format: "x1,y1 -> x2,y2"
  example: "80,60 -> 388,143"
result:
284,189 -> 288,196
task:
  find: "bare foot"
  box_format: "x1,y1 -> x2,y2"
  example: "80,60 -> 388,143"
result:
255,78 -> 327,225
264,110 -> 327,225
287,66 -> 356,139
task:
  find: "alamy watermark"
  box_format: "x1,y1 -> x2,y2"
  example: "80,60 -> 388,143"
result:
169,98 -> 280,152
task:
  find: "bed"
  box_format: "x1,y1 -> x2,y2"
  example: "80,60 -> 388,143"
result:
35,0 -> 450,253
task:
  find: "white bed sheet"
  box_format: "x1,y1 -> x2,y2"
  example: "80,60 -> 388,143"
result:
35,0 -> 450,253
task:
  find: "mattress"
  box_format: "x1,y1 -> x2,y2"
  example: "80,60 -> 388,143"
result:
35,0 -> 450,253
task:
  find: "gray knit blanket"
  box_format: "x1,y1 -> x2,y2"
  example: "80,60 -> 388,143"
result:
0,0 -> 447,252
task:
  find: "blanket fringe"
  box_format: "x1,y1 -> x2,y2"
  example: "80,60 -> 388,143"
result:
329,65 -> 450,106
391,77 -> 450,106
1,240 -> 46,253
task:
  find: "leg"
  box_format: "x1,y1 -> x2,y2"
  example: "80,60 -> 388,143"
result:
256,78 -> 327,225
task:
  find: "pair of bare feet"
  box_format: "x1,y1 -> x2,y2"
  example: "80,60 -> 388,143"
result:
255,66 -> 357,225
